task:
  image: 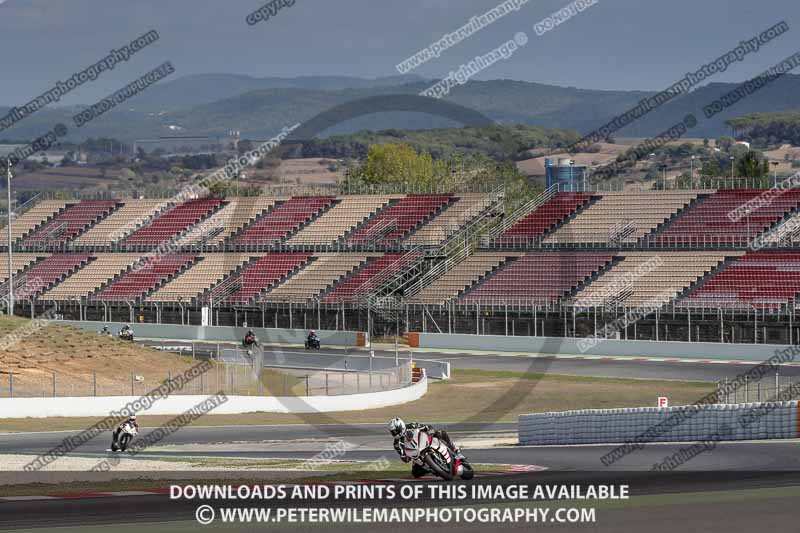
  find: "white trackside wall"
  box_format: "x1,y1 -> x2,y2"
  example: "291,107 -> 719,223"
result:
519,401 -> 800,446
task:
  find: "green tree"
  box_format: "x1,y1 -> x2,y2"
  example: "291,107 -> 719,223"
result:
361,143 -> 438,187
700,159 -> 720,177
735,151 -> 768,179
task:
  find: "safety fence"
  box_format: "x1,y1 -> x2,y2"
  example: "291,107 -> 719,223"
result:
519,401 -> 799,446
0,359 -> 412,398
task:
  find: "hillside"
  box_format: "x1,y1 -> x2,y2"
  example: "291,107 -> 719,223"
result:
726,111 -> 800,147
298,124 -> 581,161
4,74 -> 800,143
0,317 -> 196,397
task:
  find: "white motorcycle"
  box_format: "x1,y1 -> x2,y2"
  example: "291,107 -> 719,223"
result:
397,426 -> 474,481
111,422 -> 138,452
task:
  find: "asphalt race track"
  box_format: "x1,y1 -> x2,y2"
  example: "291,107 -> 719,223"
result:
145,340 -> 800,382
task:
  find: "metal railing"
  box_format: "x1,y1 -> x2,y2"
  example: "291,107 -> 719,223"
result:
482,183 -> 558,244
0,359 -> 413,398
716,373 -> 798,404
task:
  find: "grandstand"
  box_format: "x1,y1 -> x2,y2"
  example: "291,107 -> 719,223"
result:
233,196 -> 335,247
72,199 -> 170,248
1,186 -> 799,345
122,198 -> 224,248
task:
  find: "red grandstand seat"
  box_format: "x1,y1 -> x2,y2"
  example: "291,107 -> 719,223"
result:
346,194 -> 452,246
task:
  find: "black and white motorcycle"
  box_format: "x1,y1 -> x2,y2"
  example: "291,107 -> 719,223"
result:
111,421 -> 138,452
397,426 -> 474,481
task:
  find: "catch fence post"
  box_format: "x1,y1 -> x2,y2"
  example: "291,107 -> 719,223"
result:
305,375 -> 309,396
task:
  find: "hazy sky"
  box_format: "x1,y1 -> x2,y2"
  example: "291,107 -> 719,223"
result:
1,0 -> 799,104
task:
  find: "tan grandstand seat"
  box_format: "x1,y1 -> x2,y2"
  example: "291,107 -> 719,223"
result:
40,253 -> 142,300
0,253 -> 49,283
571,251 -> 744,308
148,253 -> 255,302
174,197 -> 279,247
0,200 -> 71,245
73,199 -> 170,247
405,193 -> 495,246
410,251 -> 522,305
287,196 -> 395,246
262,253 -> 379,302
543,191 -> 701,244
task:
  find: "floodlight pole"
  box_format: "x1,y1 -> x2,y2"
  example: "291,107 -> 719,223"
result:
6,159 -> 13,316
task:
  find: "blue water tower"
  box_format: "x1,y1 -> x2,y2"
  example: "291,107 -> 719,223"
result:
545,158 -> 587,191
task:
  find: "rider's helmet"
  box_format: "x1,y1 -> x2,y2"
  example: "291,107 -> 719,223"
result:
310,330 -> 316,335
128,415 -> 137,423
388,417 -> 406,437
247,330 -> 254,335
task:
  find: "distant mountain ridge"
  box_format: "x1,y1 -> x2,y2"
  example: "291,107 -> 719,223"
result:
2,73 -> 800,143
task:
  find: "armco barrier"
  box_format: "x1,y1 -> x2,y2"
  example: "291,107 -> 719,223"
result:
58,320 -> 364,347
519,401 -> 799,446
410,332 -> 794,362
0,374 -> 427,418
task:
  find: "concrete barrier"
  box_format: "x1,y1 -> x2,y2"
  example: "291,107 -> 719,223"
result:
410,332 -> 794,362
58,320 -> 364,347
519,401 -> 800,447
0,375 -> 427,418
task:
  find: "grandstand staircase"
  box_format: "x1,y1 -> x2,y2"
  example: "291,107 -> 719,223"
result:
357,189 -> 506,316
482,184 -> 559,245
608,219 -> 637,247
405,188 -> 505,298
756,204 -> 800,246
202,254 -> 263,305
353,249 -> 425,319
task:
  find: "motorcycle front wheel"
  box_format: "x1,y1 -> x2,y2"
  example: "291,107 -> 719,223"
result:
423,451 -> 454,481
118,433 -> 132,452
460,460 -> 475,480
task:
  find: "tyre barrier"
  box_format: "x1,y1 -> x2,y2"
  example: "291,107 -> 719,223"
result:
519,401 -> 800,445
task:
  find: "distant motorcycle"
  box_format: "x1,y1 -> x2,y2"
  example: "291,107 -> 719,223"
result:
305,336 -> 320,350
118,329 -> 134,342
397,427 -> 474,481
111,422 -> 138,452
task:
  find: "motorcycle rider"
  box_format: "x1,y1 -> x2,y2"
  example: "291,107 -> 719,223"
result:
98,326 -> 111,336
306,329 -> 320,347
389,417 -> 462,475
243,329 -> 258,347
119,324 -> 134,340
112,415 -> 139,446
